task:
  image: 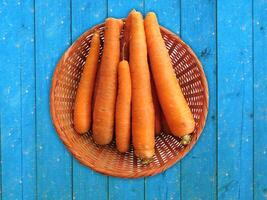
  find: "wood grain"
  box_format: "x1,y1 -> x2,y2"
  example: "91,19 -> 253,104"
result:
35,1 -> 72,199
217,0 -> 253,199
0,1 -> 31,199
253,0 -> 267,199
0,0 -> 266,199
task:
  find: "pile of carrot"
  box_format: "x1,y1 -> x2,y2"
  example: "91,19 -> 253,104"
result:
73,10 -> 195,162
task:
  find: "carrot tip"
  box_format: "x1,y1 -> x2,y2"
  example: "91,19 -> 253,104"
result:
181,134 -> 192,145
147,11 -> 156,14
140,157 -> 154,165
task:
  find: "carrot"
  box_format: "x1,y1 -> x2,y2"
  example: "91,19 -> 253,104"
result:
91,62 -> 101,121
150,78 -> 162,135
74,32 -> 100,134
122,10 -> 135,60
130,11 -> 155,159
115,60 -> 131,153
93,18 -> 123,145
161,112 -> 171,134
161,112 -> 191,145
144,12 -> 195,137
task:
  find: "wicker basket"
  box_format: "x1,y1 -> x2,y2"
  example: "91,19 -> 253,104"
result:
50,22 -> 209,178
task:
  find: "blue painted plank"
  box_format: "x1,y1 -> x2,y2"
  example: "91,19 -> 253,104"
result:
107,1 -> 145,200
108,0 -> 144,18
0,1 -> 22,199
144,1 -> 181,200
35,1 -> 72,199
0,116 -> 1,200
145,0 -> 180,35
180,0 -> 217,199
253,0 -> 267,199
71,1 -> 108,200
0,0 -> 36,199
72,0 -> 107,41
217,0 -> 253,199
20,1 -> 36,199
109,177 -> 145,200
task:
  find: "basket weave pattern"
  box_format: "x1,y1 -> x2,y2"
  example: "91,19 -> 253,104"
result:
50,23 -> 209,178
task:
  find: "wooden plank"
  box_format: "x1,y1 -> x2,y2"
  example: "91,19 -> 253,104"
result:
145,0 -> 180,34
0,0 -> 36,199
217,0 -> 253,199
109,178 -> 145,200
71,1 -> 108,200
144,1 -> 181,200
0,1 -> 23,199
180,0 -> 217,199
35,1 -> 72,199
108,0 -> 144,17
72,0 -> 107,41
0,115 -> 1,200
20,1 -> 36,199
107,1 -> 145,200
253,0 -> 267,199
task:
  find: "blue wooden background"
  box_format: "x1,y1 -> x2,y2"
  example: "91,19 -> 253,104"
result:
0,0 -> 266,199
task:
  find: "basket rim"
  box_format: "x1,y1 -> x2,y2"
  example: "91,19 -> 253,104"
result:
50,21 -> 209,178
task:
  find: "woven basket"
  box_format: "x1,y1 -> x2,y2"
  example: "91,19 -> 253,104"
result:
50,22 -> 209,178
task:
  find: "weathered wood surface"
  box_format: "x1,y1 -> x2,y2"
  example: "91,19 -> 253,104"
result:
0,0 -> 266,199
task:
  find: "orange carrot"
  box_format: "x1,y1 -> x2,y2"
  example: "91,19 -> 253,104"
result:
130,11 -> 155,159
150,78 -> 162,135
161,112 -> 171,134
161,112 -> 192,145
91,62 -> 101,122
144,12 -> 195,137
93,18 -> 123,145
74,32 -> 100,134
115,60 -> 131,153
122,10 -> 135,60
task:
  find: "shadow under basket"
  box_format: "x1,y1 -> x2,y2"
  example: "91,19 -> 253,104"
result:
50,22 -> 209,178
